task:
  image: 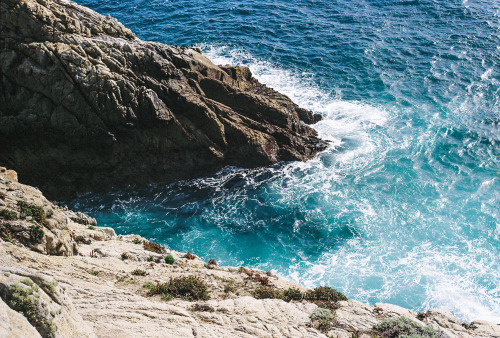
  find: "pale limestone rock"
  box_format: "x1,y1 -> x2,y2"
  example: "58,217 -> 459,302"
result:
0,297 -> 41,338
374,302 -> 416,318
0,170 -> 499,337
335,300 -> 379,331
0,268 -> 95,338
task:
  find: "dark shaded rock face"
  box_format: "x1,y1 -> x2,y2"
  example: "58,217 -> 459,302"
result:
0,0 -> 326,199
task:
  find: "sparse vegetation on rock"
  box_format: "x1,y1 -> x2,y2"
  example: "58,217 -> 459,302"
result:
305,286 -> 347,302
30,225 -> 45,244
143,241 -> 165,254
148,276 -> 210,301
165,254 -> 175,265
310,308 -> 334,332
373,317 -> 444,337
0,209 -> 17,220
17,201 -> 46,226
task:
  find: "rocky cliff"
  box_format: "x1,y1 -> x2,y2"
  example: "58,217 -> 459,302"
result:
0,0 -> 326,199
1,169 -> 499,337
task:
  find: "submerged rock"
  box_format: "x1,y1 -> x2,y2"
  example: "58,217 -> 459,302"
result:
0,0 -> 327,199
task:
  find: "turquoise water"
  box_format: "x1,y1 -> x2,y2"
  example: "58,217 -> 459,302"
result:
68,0 -> 500,322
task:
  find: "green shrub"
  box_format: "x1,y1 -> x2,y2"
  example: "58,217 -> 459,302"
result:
133,238 -> 142,244
310,307 -> 334,322
165,254 -> 175,265
373,317 -> 443,338
0,191 -> 5,200
88,226 -> 95,230
0,209 -> 17,220
89,271 -> 99,276
6,286 -> 40,329
283,288 -> 303,302
143,241 -> 165,254
143,282 -> 153,289
167,276 -> 209,301
30,225 -> 45,244
305,286 -> 347,302
17,201 -> 46,225
148,276 -> 210,301
314,300 -> 341,312
252,286 -> 283,300
310,308 -> 334,332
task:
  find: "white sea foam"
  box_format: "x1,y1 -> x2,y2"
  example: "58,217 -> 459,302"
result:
201,44 -> 390,170
197,44 -> 500,323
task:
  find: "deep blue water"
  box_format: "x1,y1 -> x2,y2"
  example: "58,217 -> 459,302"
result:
68,0 -> 500,322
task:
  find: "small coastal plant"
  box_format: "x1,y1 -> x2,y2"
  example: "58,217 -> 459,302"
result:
6,285 -> 41,330
190,303 -> 215,312
121,252 -> 130,260
224,280 -> 237,294
0,191 -> 5,200
88,225 -> 95,230
90,270 -> 99,276
283,288 -> 303,302
252,286 -> 282,300
143,241 -> 165,254
133,238 -> 142,244
165,254 -> 175,265
17,201 -> 46,226
305,286 -> 347,302
373,317 -> 443,337
185,252 -> 196,260
0,209 -> 17,220
30,225 -> 45,244
143,282 -> 153,289
148,276 -> 209,301
310,308 -> 334,332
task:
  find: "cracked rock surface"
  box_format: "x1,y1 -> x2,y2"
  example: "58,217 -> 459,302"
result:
1,169 -> 499,337
0,0 -> 326,199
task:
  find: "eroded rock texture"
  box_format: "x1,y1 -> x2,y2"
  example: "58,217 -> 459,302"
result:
0,0 -> 326,199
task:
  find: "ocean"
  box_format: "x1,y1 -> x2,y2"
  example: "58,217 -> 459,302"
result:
67,0 -> 500,322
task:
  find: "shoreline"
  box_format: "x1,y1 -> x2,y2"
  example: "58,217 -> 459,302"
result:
1,168 -> 499,337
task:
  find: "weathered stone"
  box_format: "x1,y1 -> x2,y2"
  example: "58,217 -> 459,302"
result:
0,0 -> 327,200
2,155 -> 500,337
0,297 -> 41,338
0,269 -> 95,338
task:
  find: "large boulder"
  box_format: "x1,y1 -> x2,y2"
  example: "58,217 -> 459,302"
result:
0,0 -> 327,199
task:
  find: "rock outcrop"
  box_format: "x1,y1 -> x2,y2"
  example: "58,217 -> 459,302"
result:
0,0 -> 326,199
0,166 -> 115,256
1,168 -> 499,337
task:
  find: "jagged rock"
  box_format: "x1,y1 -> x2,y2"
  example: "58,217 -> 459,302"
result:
0,169 -> 112,256
0,0 -> 327,199
66,211 -> 97,226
